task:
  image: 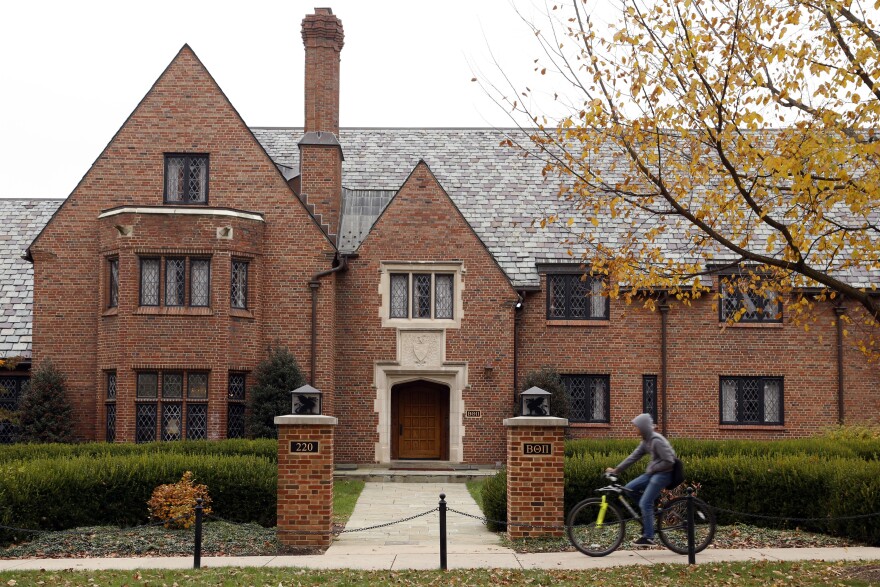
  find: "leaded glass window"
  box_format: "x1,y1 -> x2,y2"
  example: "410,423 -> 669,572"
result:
108,258 -> 119,308
643,375 -> 658,422
162,403 -> 183,441
165,258 -> 186,306
413,274 -> 431,318
137,372 -> 158,398
719,275 -> 782,323
435,274 -> 453,319
165,154 -> 208,204
547,274 -> 608,320
190,259 -> 210,307
0,376 -> 25,444
187,404 -> 208,440
390,274 -> 409,318
163,372 -> 183,399
719,377 -> 784,425
106,371 -> 117,400
136,403 -> 157,443
105,403 -> 116,443
227,403 -> 246,439
227,373 -> 246,439
387,271 -> 457,320
228,373 -> 246,401
231,260 -> 248,309
140,259 -> 160,306
562,374 -> 611,423
188,372 -> 208,399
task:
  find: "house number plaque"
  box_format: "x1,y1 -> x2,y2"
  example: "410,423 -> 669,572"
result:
465,410 -> 482,418
290,441 -> 319,453
522,443 -> 552,455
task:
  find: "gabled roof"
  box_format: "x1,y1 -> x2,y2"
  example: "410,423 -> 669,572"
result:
0,199 -> 63,358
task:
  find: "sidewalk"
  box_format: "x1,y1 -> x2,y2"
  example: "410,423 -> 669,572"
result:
1,547 -> 878,572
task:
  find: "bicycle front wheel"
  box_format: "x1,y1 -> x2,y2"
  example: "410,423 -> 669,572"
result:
656,496 -> 716,554
566,498 -> 625,557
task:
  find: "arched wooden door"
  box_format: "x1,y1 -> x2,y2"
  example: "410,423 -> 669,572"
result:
391,380 -> 449,460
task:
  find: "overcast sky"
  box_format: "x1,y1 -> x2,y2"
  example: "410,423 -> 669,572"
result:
0,0 -> 590,200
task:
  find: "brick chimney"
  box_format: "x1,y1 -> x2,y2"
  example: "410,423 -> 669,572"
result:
299,7 -> 344,240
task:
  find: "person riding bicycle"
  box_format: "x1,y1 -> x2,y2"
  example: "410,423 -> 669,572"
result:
605,413 -> 675,547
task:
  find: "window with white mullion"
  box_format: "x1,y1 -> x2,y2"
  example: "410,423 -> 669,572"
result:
413,274 -> 432,318
390,273 -> 409,318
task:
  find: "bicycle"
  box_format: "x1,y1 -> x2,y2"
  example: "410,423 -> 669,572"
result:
566,473 -> 716,556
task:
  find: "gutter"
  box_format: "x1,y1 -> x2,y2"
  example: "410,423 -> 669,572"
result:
513,292 -> 525,406
309,254 -> 348,385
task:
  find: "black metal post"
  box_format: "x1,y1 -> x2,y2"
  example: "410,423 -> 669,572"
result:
439,493 -> 447,570
194,497 -> 203,569
686,487 -> 695,565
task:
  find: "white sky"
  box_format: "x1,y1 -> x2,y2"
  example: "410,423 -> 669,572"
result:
0,0 -> 580,200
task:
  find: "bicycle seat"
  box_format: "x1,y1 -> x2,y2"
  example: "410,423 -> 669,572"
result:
596,484 -> 623,494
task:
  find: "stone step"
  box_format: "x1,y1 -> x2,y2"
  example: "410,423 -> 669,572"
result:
334,464 -> 499,484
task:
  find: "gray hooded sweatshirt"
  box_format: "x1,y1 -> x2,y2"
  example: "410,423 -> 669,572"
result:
615,414 -> 676,475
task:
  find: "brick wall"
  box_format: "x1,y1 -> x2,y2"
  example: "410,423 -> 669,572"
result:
517,274 -> 880,440
30,46 -> 335,441
505,421 -> 566,539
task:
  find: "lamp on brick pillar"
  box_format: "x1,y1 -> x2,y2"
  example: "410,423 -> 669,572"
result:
291,384 -> 323,415
520,386 -> 551,417
503,409 -> 568,540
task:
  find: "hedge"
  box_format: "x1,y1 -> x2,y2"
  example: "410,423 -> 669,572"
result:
565,437 -> 880,461
0,452 -> 276,544
0,439 -> 277,464
484,448 -> 880,545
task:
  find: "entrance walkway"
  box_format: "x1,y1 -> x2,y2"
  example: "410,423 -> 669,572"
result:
327,482 -> 510,557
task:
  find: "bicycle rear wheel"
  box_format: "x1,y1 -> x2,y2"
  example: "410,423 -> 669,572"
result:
566,497 -> 625,557
656,496 -> 716,554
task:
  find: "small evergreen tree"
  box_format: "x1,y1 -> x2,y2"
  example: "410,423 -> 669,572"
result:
17,359 -> 74,443
246,346 -> 307,439
516,367 -> 570,422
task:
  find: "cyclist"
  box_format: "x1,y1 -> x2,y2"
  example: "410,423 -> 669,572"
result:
605,413 -> 675,547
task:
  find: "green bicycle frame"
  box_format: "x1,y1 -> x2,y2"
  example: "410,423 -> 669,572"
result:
596,495 -> 608,526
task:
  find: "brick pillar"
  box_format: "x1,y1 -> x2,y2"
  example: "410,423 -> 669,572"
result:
275,414 -> 337,550
503,416 -> 568,539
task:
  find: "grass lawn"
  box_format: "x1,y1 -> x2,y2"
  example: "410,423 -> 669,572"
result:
333,479 -> 365,525
0,561 -> 878,586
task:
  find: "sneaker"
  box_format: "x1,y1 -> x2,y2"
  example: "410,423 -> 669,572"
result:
633,536 -> 656,547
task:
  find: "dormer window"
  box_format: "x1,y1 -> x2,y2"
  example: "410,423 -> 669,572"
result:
164,154 -> 208,204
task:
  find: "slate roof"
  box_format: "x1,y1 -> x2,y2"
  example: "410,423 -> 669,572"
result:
0,199 -> 63,359
252,127 -> 880,290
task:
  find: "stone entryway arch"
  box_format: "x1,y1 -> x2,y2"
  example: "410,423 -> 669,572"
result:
374,361 -> 468,464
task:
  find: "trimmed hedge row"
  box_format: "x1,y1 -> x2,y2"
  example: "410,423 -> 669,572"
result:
565,437 -> 880,461
484,450 -> 880,545
0,439 -> 278,464
0,452 -> 276,544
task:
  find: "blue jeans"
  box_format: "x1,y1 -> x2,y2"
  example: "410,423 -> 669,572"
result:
624,471 -> 672,539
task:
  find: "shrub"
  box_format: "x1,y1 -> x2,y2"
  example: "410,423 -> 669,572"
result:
481,470 -> 508,532
246,346 -> 307,439
147,471 -> 212,529
16,360 -> 73,443
516,367 -> 570,421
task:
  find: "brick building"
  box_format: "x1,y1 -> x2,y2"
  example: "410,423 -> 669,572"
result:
1,8 -> 878,462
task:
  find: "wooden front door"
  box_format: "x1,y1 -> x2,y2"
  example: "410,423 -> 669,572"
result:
391,381 -> 449,460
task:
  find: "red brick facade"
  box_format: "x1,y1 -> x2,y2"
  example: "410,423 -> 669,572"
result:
24,8 -> 880,459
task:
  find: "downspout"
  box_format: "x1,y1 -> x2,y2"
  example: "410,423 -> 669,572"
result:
309,255 -> 348,385
659,295 -> 670,436
834,303 -> 847,425
513,292 -> 524,407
